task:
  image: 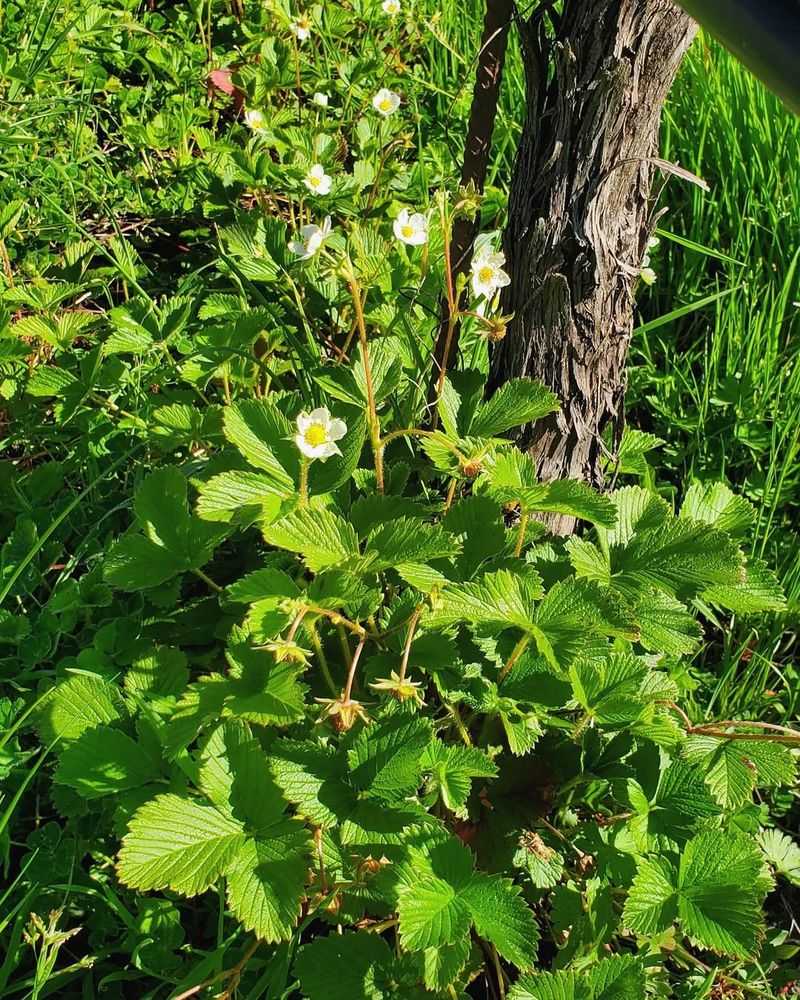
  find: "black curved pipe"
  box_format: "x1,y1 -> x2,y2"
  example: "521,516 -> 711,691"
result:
675,0 -> 800,114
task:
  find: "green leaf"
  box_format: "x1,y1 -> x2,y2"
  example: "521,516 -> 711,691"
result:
680,482 -> 755,537
624,831 -> 766,958
462,873 -> 539,968
226,825 -> 311,942
606,497 -> 744,601
634,589 -> 702,655
758,828 -> 800,885
125,646 -> 189,697
421,742 -> 498,817
398,875 -> 472,951
569,652 -> 677,726
196,471 -> 283,523
223,399 -> 296,494
118,793 -> 245,896
483,452 -> 617,527
510,956 -> 645,1000
295,931 -> 394,1000
263,507 -> 359,571
362,518 -> 458,570
684,734 -> 796,809
622,855 -> 679,937
513,832 -> 563,889
677,830 -> 765,957
104,534 -> 186,591
469,379 -> 559,437
37,674 -> 124,743
55,726 -> 159,798
702,557 -> 786,614
533,579 -> 637,669
347,714 -> 433,803
425,569 -> 544,632
269,739 -> 355,827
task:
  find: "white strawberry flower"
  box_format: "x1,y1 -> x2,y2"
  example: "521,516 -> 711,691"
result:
295,407 -> 347,461
290,13 -> 312,42
304,163 -> 332,196
372,88 -> 401,117
289,216 -> 332,259
382,0 -> 401,14
471,247 -> 511,300
640,258 -> 657,285
313,92 -> 330,107
244,108 -> 266,131
393,208 -> 428,246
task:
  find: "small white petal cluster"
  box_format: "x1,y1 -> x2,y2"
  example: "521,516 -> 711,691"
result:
640,236 -> 659,285
304,163 -> 332,196
289,216 -> 332,259
372,88 -> 401,117
290,14 -> 312,41
295,407 -> 347,460
471,247 -> 511,300
382,0 -> 401,14
393,208 -> 428,246
244,108 -> 266,131
313,92 -> 330,107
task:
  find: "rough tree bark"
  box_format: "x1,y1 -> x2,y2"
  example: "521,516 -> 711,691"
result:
488,0 -> 697,531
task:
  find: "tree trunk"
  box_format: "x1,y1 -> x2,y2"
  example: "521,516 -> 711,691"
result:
489,0 -> 697,532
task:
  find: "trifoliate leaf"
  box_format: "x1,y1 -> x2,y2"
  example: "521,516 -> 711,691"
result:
684,734 -> 796,809
226,824 -> 310,942
118,793 -> 245,896
482,451 -> 616,527
55,726 -> 159,799
758,828 -> 800,885
624,831 -> 766,958
421,742 -> 498,817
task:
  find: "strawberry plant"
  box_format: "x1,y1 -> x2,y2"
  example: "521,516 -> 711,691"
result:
1,1 -> 799,998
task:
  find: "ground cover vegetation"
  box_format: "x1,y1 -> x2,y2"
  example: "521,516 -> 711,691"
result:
1,0 -> 799,997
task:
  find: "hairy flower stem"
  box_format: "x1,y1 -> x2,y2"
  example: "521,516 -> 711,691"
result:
298,456 -> 310,508
343,635 -> 366,703
308,624 -> 337,697
514,511 -> 529,558
347,273 -> 384,492
397,608 -> 421,685
497,633 -> 531,685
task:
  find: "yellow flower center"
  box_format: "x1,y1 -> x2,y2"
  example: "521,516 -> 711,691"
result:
304,424 -> 328,447
401,224 -> 414,238
379,99 -> 392,112
478,265 -> 494,284
298,16 -> 310,28
309,174 -> 321,187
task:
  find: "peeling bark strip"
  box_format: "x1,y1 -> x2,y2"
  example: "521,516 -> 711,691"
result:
427,0 -> 514,414
489,0 -> 697,527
